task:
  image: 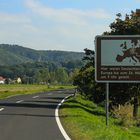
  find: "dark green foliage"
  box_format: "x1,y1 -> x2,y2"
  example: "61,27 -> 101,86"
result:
104,11 -> 140,35
74,10 -> 140,117
73,48 -> 105,103
0,44 -> 84,66
0,62 -> 78,85
0,44 -> 83,85
104,10 -> 140,117
74,65 -> 95,100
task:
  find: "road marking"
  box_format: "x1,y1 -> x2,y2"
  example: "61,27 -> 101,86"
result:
0,108 -> 4,112
32,96 -> 39,99
48,93 -> 52,95
16,100 -> 24,103
55,94 -> 74,140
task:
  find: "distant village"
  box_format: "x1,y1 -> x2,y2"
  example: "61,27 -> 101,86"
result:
0,76 -> 22,84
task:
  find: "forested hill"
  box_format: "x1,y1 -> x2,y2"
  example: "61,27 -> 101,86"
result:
0,44 -> 84,66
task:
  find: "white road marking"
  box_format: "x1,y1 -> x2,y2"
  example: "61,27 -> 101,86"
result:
55,94 -> 74,140
48,93 -> 52,95
32,96 -> 39,99
0,108 -> 4,111
16,100 -> 24,103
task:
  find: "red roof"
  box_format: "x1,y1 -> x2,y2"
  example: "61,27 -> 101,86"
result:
0,76 -> 5,81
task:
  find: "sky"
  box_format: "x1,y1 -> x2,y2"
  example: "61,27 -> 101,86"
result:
0,0 -> 139,52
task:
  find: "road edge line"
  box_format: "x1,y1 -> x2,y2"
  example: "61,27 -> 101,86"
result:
55,94 -> 73,140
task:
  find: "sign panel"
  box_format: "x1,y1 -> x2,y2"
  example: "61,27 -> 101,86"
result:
95,35 -> 140,82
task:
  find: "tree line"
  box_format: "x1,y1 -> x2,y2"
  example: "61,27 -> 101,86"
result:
0,61 -> 80,85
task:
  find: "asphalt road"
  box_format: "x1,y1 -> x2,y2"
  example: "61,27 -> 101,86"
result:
0,89 -> 74,140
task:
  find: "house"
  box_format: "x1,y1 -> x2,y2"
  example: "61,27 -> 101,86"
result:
16,77 -> 22,84
0,76 -> 5,84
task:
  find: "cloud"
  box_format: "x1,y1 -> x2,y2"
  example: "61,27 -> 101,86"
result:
24,0 -> 111,25
0,0 -> 112,52
0,13 -> 31,24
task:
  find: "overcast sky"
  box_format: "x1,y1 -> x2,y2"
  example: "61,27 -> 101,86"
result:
0,0 -> 139,52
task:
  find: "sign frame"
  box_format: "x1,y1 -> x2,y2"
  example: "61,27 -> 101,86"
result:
95,35 -> 140,83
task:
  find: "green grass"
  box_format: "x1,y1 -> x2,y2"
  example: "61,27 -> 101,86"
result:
59,94 -> 140,140
0,84 -> 74,99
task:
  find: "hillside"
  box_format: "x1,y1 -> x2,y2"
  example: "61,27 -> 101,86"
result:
0,44 -> 84,66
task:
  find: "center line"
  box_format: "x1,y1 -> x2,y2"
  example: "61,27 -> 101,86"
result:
16,100 -> 24,103
32,96 -> 39,99
0,108 -> 4,111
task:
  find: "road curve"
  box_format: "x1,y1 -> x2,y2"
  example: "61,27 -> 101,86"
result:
0,89 -> 74,140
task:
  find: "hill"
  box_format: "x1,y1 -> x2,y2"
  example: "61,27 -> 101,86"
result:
0,44 -> 84,84
0,44 -> 84,66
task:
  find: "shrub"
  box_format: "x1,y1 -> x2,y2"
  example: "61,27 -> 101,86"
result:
111,104 -> 133,127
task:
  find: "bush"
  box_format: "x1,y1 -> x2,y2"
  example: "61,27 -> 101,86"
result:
111,104 -> 134,127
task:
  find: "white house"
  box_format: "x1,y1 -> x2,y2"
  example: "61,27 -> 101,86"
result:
16,77 -> 22,84
0,76 -> 5,84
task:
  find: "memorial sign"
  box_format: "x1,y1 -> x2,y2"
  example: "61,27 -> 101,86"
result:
95,35 -> 140,82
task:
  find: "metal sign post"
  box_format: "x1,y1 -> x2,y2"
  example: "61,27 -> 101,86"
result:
106,83 -> 109,126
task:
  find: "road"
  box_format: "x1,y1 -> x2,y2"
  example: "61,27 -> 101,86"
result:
0,89 -> 74,140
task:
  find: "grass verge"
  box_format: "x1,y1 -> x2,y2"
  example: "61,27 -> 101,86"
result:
59,94 -> 140,140
0,84 -> 74,99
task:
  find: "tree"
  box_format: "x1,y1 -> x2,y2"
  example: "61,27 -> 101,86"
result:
55,68 -> 69,84
104,10 -> 140,117
104,11 -> 140,35
74,10 -> 140,117
73,48 -> 105,102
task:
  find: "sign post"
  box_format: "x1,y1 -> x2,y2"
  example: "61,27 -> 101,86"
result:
95,35 -> 140,126
106,83 -> 109,126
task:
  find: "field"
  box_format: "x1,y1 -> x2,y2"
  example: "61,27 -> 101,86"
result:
0,84 -> 74,99
60,94 -> 140,140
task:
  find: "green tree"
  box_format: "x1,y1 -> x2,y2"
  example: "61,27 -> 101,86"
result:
74,10 -> 140,117
73,48 -> 105,102
55,68 -> 69,84
104,10 -> 140,117
33,70 -> 42,84
39,68 -> 50,84
49,72 -> 56,84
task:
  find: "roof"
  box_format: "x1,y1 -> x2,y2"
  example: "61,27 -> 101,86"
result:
0,76 -> 5,81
